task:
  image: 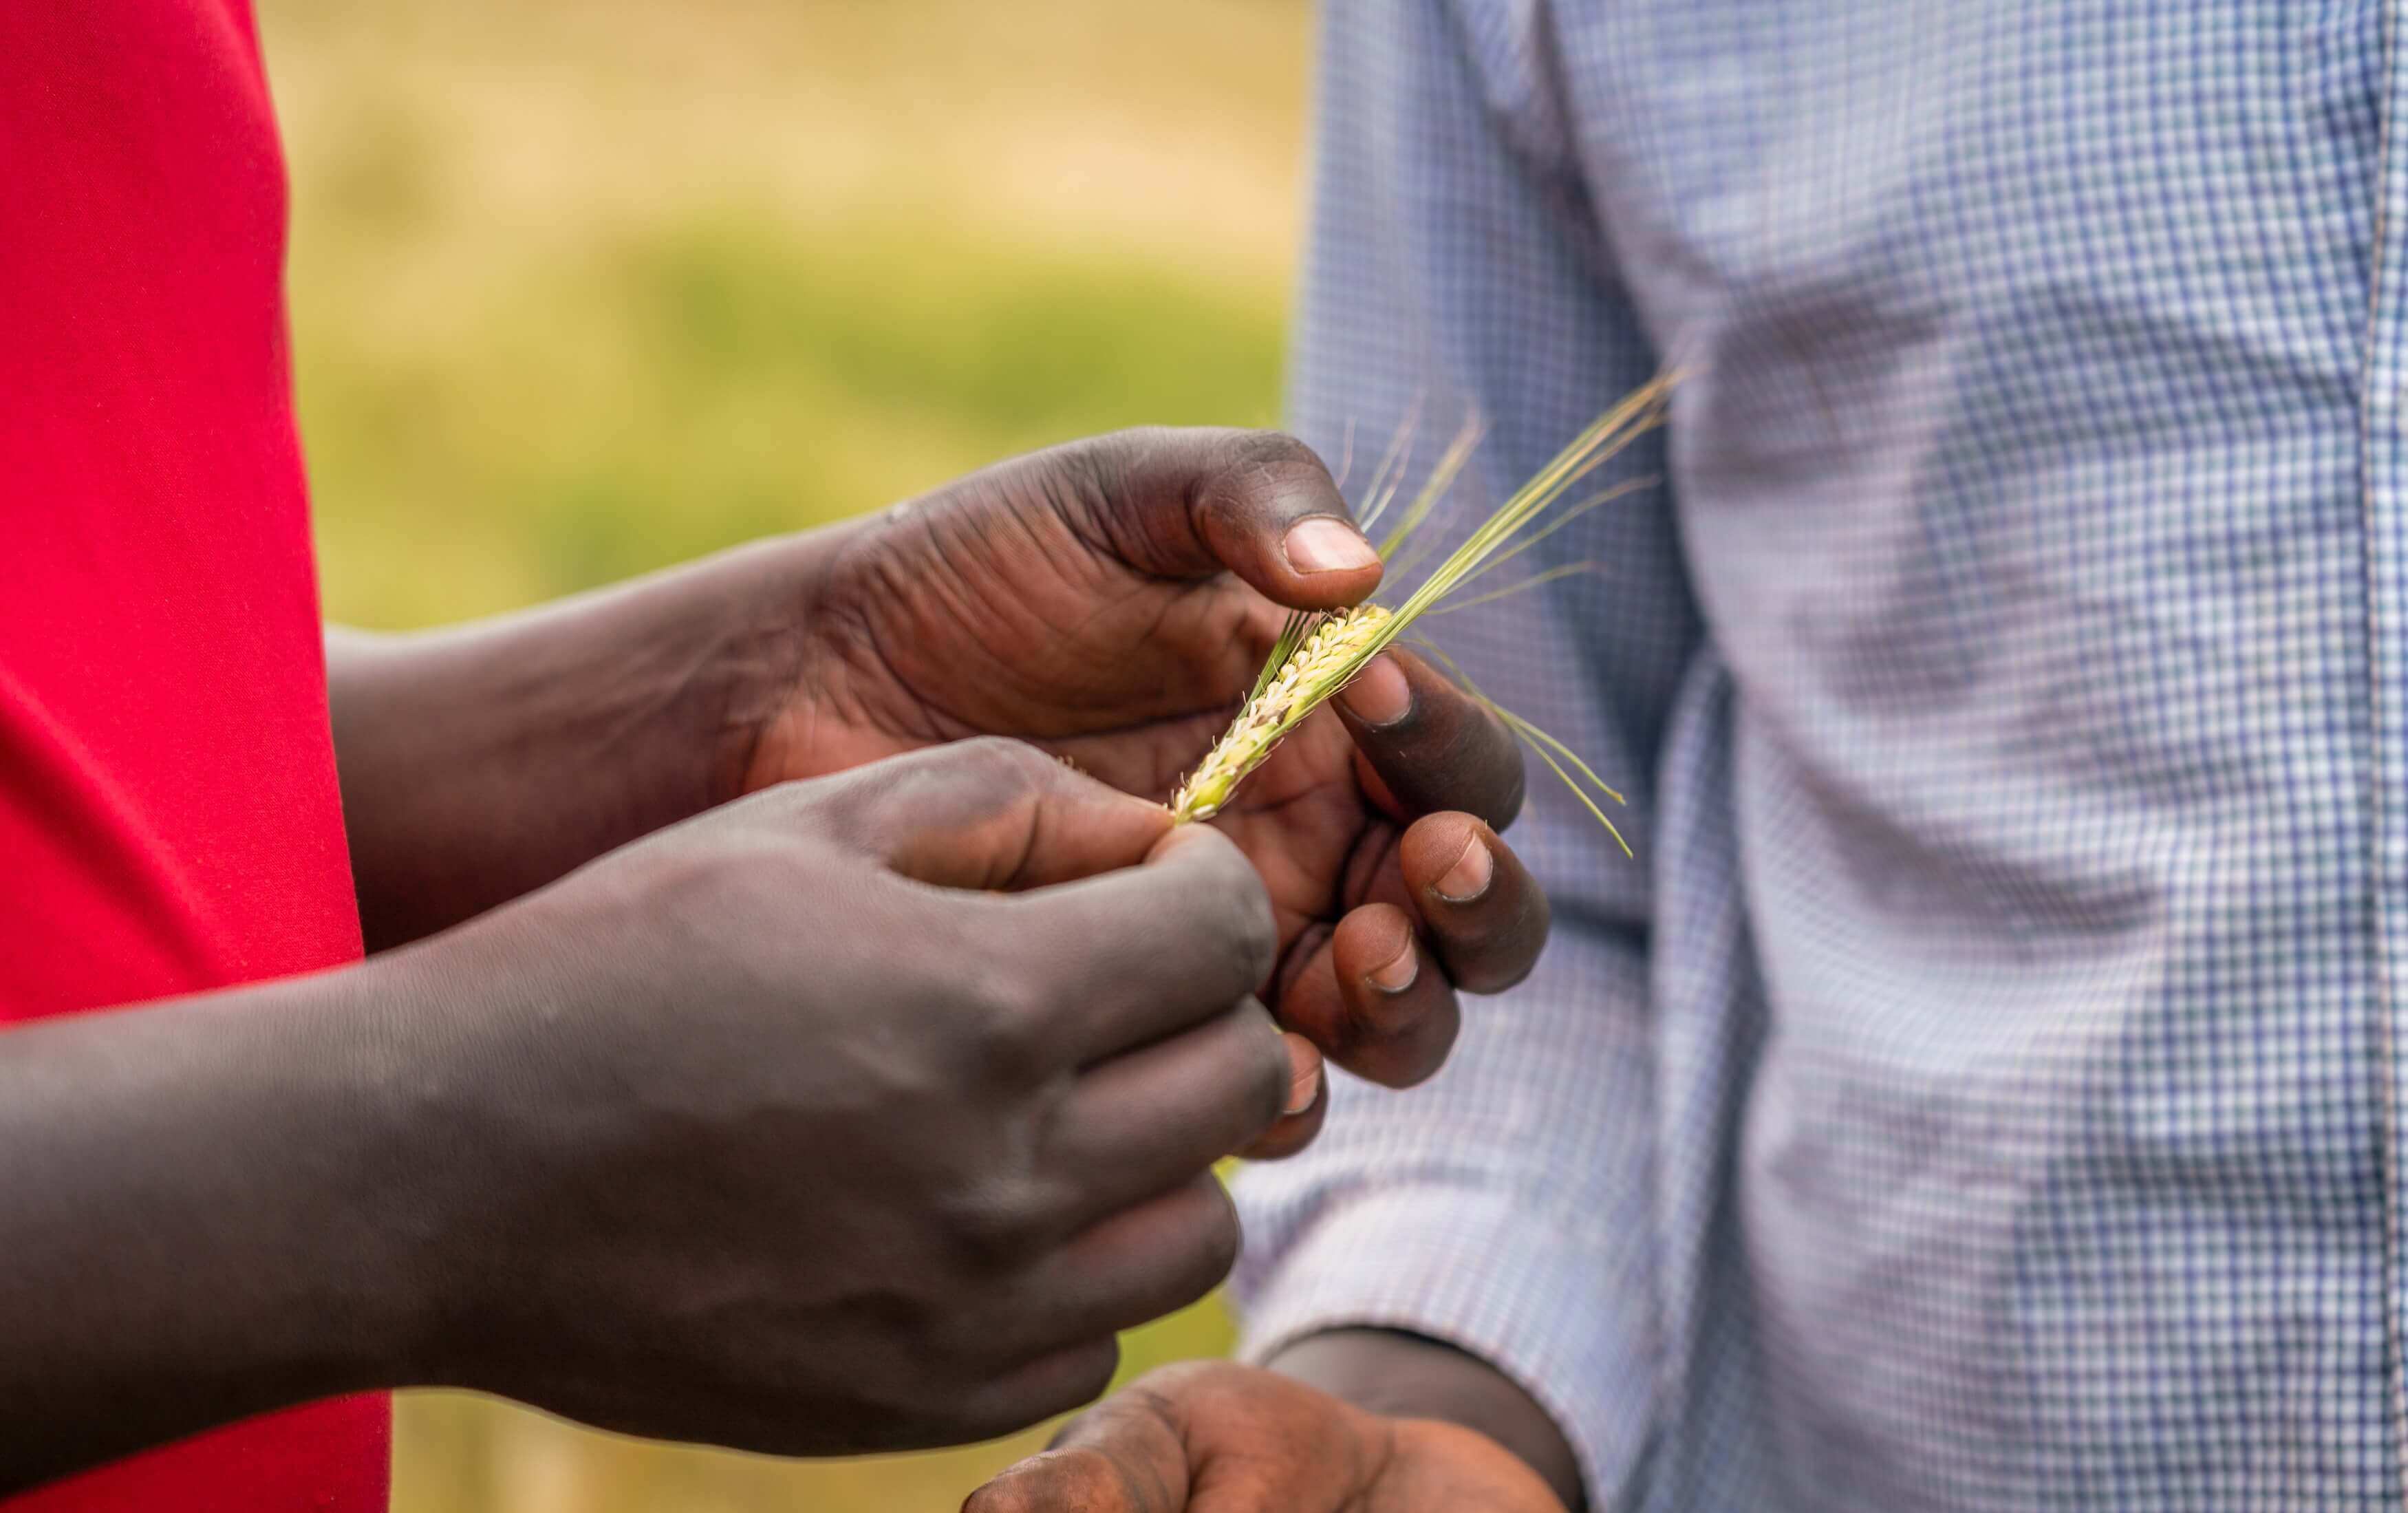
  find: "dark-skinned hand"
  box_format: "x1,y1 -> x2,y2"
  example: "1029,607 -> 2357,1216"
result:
4,740 -> 1316,1485
398,740 -> 1304,1457
337,429 -> 1552,1144
751,429 -> 1553,1148
963,1360 -> 1570,1513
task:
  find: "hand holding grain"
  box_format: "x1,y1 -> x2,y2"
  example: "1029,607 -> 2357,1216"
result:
753,429 -> 1553,1150
387,738 -> 1296,1455
0,738 -> 1304,1487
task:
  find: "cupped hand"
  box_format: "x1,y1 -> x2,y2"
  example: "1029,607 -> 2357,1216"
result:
964,1361 -> 1569,1513
754,430 -> 1551,1146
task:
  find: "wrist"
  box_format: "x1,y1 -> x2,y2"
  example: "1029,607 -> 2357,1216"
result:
603,526 -> 845,811
333,911 -> 601,1394
331,525 -> 845,945
187,954 -> 471,1395
317,945 -> 492,1389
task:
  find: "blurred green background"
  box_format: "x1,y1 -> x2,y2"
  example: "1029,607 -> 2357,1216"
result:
255,0 -> 1309,1507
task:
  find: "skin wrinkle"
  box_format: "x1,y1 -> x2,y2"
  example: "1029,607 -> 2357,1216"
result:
812,533 -> 1277,789
803,521 -> 977,747
1050,439 -> 1152,574
1141,1384 -> 1194,1513
846,542 -> 1007,739
574,615 -> 740,806
1011,460 -> 1114,588
984,506 -> 1137,674
1116,581 -> 1246,694
1041,570 -> 1254,716
707,608 -> 806,811
914,519 -> 1082,700
1085,438 -> 1217,589
877,503 -> 1240,730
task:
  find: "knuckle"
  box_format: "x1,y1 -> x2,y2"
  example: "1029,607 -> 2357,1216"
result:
959,965 -> 1057,1085
1195,430 -> 1342,527
1218,427 -> 1329,484
1443,711 -> 1527,830
1065,426 -> 1157,476
938,1177 -> 1061,1269
1048,429 -> 1154,519
1128,1358 -> 1229,1410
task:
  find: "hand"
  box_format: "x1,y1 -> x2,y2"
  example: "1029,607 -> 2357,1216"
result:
964,1360 -> 1569,1513
330,428 -> 1549,1138
389,739 -> 1300,1455
757,429 -> 1552,1144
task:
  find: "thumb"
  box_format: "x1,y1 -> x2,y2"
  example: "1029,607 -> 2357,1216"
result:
964,1386 -> 1192,1513
784,738 -> 1173,890
1060,427 -> 1384,612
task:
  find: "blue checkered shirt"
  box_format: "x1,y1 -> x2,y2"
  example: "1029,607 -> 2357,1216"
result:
1229,2 -> 2408,1507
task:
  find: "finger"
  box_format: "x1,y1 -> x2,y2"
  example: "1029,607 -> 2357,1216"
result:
1048,1000 -> 1293,1225
1068,428 -> 1384,612
948,1336 -> 1126,1454
1236,1032 -> 1328,1159
962,1447 -> 1151,1513
1398,814 -> 1551,995
964,1390 -> 1191,1513
789,736 -> 1173,888
996,822 -> 1278,1063
1277,905 -> 1461,1088
1333,649 -> 1526,829
986,1172 -> 1240,1373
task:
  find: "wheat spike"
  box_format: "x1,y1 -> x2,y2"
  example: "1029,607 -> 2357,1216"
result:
1172,605 -> 1393,822
1168,373 -> 1673,834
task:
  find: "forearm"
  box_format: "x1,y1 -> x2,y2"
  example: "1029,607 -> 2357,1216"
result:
0,966 -> 437,1491
329,528 -> 843,949
1269,1329 -> 1587,1510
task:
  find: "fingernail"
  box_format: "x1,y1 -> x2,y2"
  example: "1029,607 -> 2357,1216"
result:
1337,654 -> 1412,728
1368,939 -> 1419,994
1436,836 -> 1492,902
1282,1033 -> 1322,1115
1283,516 -> 1379,575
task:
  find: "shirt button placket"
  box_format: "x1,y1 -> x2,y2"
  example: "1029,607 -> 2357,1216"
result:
2365,9 -> 2408,1492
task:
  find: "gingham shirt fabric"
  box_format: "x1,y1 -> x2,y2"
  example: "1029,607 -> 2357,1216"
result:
1229,2 -> 2408,1507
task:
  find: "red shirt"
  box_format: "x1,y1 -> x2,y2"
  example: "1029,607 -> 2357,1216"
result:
0,1 -> 388,1507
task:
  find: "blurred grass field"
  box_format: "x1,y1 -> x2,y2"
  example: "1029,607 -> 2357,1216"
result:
255,1 -> 1309,1507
